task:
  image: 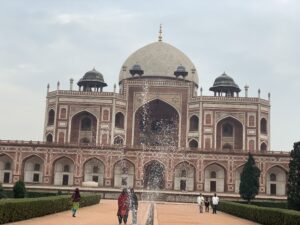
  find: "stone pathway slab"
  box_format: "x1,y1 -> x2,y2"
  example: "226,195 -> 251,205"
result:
156,203 -> 260,225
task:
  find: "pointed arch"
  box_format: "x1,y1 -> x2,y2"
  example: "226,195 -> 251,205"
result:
0,154 -> 13,183
70,111 -> 98,144
83,157 -> 105,186
134,99 -> 180,147
113,159 -> 135,188
234,164 -> 245,193
174,161 -> 195,191
114,136 -> 124,145
189,115 -> 199,131
260,118 -> 267,134
47,109 -> 55,126
22,155 -> 44,183
52,156 -> 75,186
216,116 -> 244,150
204,163 -> 227,193
143,160 -> 166,190
189,139 -> 198,148
260,142 -> 267,151
115,112 -> 125,129
266,166 -> 287,196
46,133 -> 53,143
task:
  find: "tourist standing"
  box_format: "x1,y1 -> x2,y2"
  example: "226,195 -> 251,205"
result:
196,193 -> 205,213
129,188 -> 138,225
212,193 -> 219,214
117,188 -> 129,225
204,196 -> 210,212
71,188 -> 81,217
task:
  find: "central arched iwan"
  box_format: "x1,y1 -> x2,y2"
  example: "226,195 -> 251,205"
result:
134,99 -> 179,146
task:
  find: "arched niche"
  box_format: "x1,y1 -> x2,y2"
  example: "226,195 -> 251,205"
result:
114,160 -> 134,188
53,157 -> 74,186
70,111 -> 97,144
114,136 -> 124,145
46,133 -> 53,143
83,158 -> 105,186
235,165 -> 244,193
266,166 -> 287,196
115,112 -> 125,129
143,160 -> 165,190
174,162 -> 195,191
48,109 -> 55,126
23,155 -> 44,183
0,155 -> 13,183
189,139 -> 198,148
189,115 -> 199,131
261,142 -> 267,152
217,117 -> 243,150
204,164 -> 226,193
260,118 -> 267,134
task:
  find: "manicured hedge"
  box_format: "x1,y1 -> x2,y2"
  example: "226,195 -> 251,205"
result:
1,190 -> 67,198
219,201 -> 300,225
235,200 -> 287,209
0,194 -> 101,224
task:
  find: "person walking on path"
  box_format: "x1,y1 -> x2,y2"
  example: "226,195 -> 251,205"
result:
212,193 -> 220,214
196,193 -> 205,213
71,188 -> 81,217
117,188 -> 129,225
204,196 -> 210,212
129,188 -> 138,225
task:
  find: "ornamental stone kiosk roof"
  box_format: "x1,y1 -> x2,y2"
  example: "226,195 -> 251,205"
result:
210,72 -> 241,97
119,41 -> 199,86
77,68 -> 107,92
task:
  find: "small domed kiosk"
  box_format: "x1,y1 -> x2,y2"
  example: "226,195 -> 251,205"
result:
77,68 -> 107,92
210,72 -> 241,97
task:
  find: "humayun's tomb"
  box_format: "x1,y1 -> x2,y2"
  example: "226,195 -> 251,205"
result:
0,30 -> 290,199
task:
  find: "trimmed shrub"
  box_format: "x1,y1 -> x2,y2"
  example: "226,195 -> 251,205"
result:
26,192 -> 58,198
235,200 -> 287,209
1,190 -> 66,198
219,201 -> 300,225
0,194 -> 101,224
0,183 -> 4,199
13,181 -> 26,198
288,141 -> 300,210
239,153 -> 260,203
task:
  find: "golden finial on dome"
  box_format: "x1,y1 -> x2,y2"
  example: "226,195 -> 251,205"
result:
158,24 -> 163,42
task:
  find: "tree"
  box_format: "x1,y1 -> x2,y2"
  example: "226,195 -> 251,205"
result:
239,153 -> 261,203
13,180 -> 26,198
287,141 -> 300,210
0,183 -> 4,199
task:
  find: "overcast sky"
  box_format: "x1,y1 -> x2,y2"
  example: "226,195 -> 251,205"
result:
0,0 -> 299,151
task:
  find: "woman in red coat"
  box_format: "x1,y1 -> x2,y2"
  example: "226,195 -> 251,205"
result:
117,188 -> 129,225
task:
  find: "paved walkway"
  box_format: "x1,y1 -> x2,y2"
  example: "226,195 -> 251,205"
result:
7,200 -> 259,225
7,200 -> 149,225
155,203 -> 259,225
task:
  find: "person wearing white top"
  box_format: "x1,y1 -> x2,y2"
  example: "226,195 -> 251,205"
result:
212,193 -> 220,214
196,193 -> 205,213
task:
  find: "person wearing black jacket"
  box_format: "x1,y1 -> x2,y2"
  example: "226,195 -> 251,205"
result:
129,188 -> 138,225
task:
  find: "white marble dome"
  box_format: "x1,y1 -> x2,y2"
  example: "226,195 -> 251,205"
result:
119,41 -> 199,86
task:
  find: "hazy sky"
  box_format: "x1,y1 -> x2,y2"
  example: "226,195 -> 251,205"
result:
0,0 -> 299,151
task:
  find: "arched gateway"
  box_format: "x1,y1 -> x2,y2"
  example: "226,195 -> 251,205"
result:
143,161 -> 165,190
135,99 -> 179,147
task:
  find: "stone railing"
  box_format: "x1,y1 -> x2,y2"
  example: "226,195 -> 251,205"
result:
47,89 -> 269,105
47,90 -> 125,99
0,140 -> 289,156
191,96 -> 270,105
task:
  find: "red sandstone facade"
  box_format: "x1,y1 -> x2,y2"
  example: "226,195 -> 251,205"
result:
0,40 -> 290,196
